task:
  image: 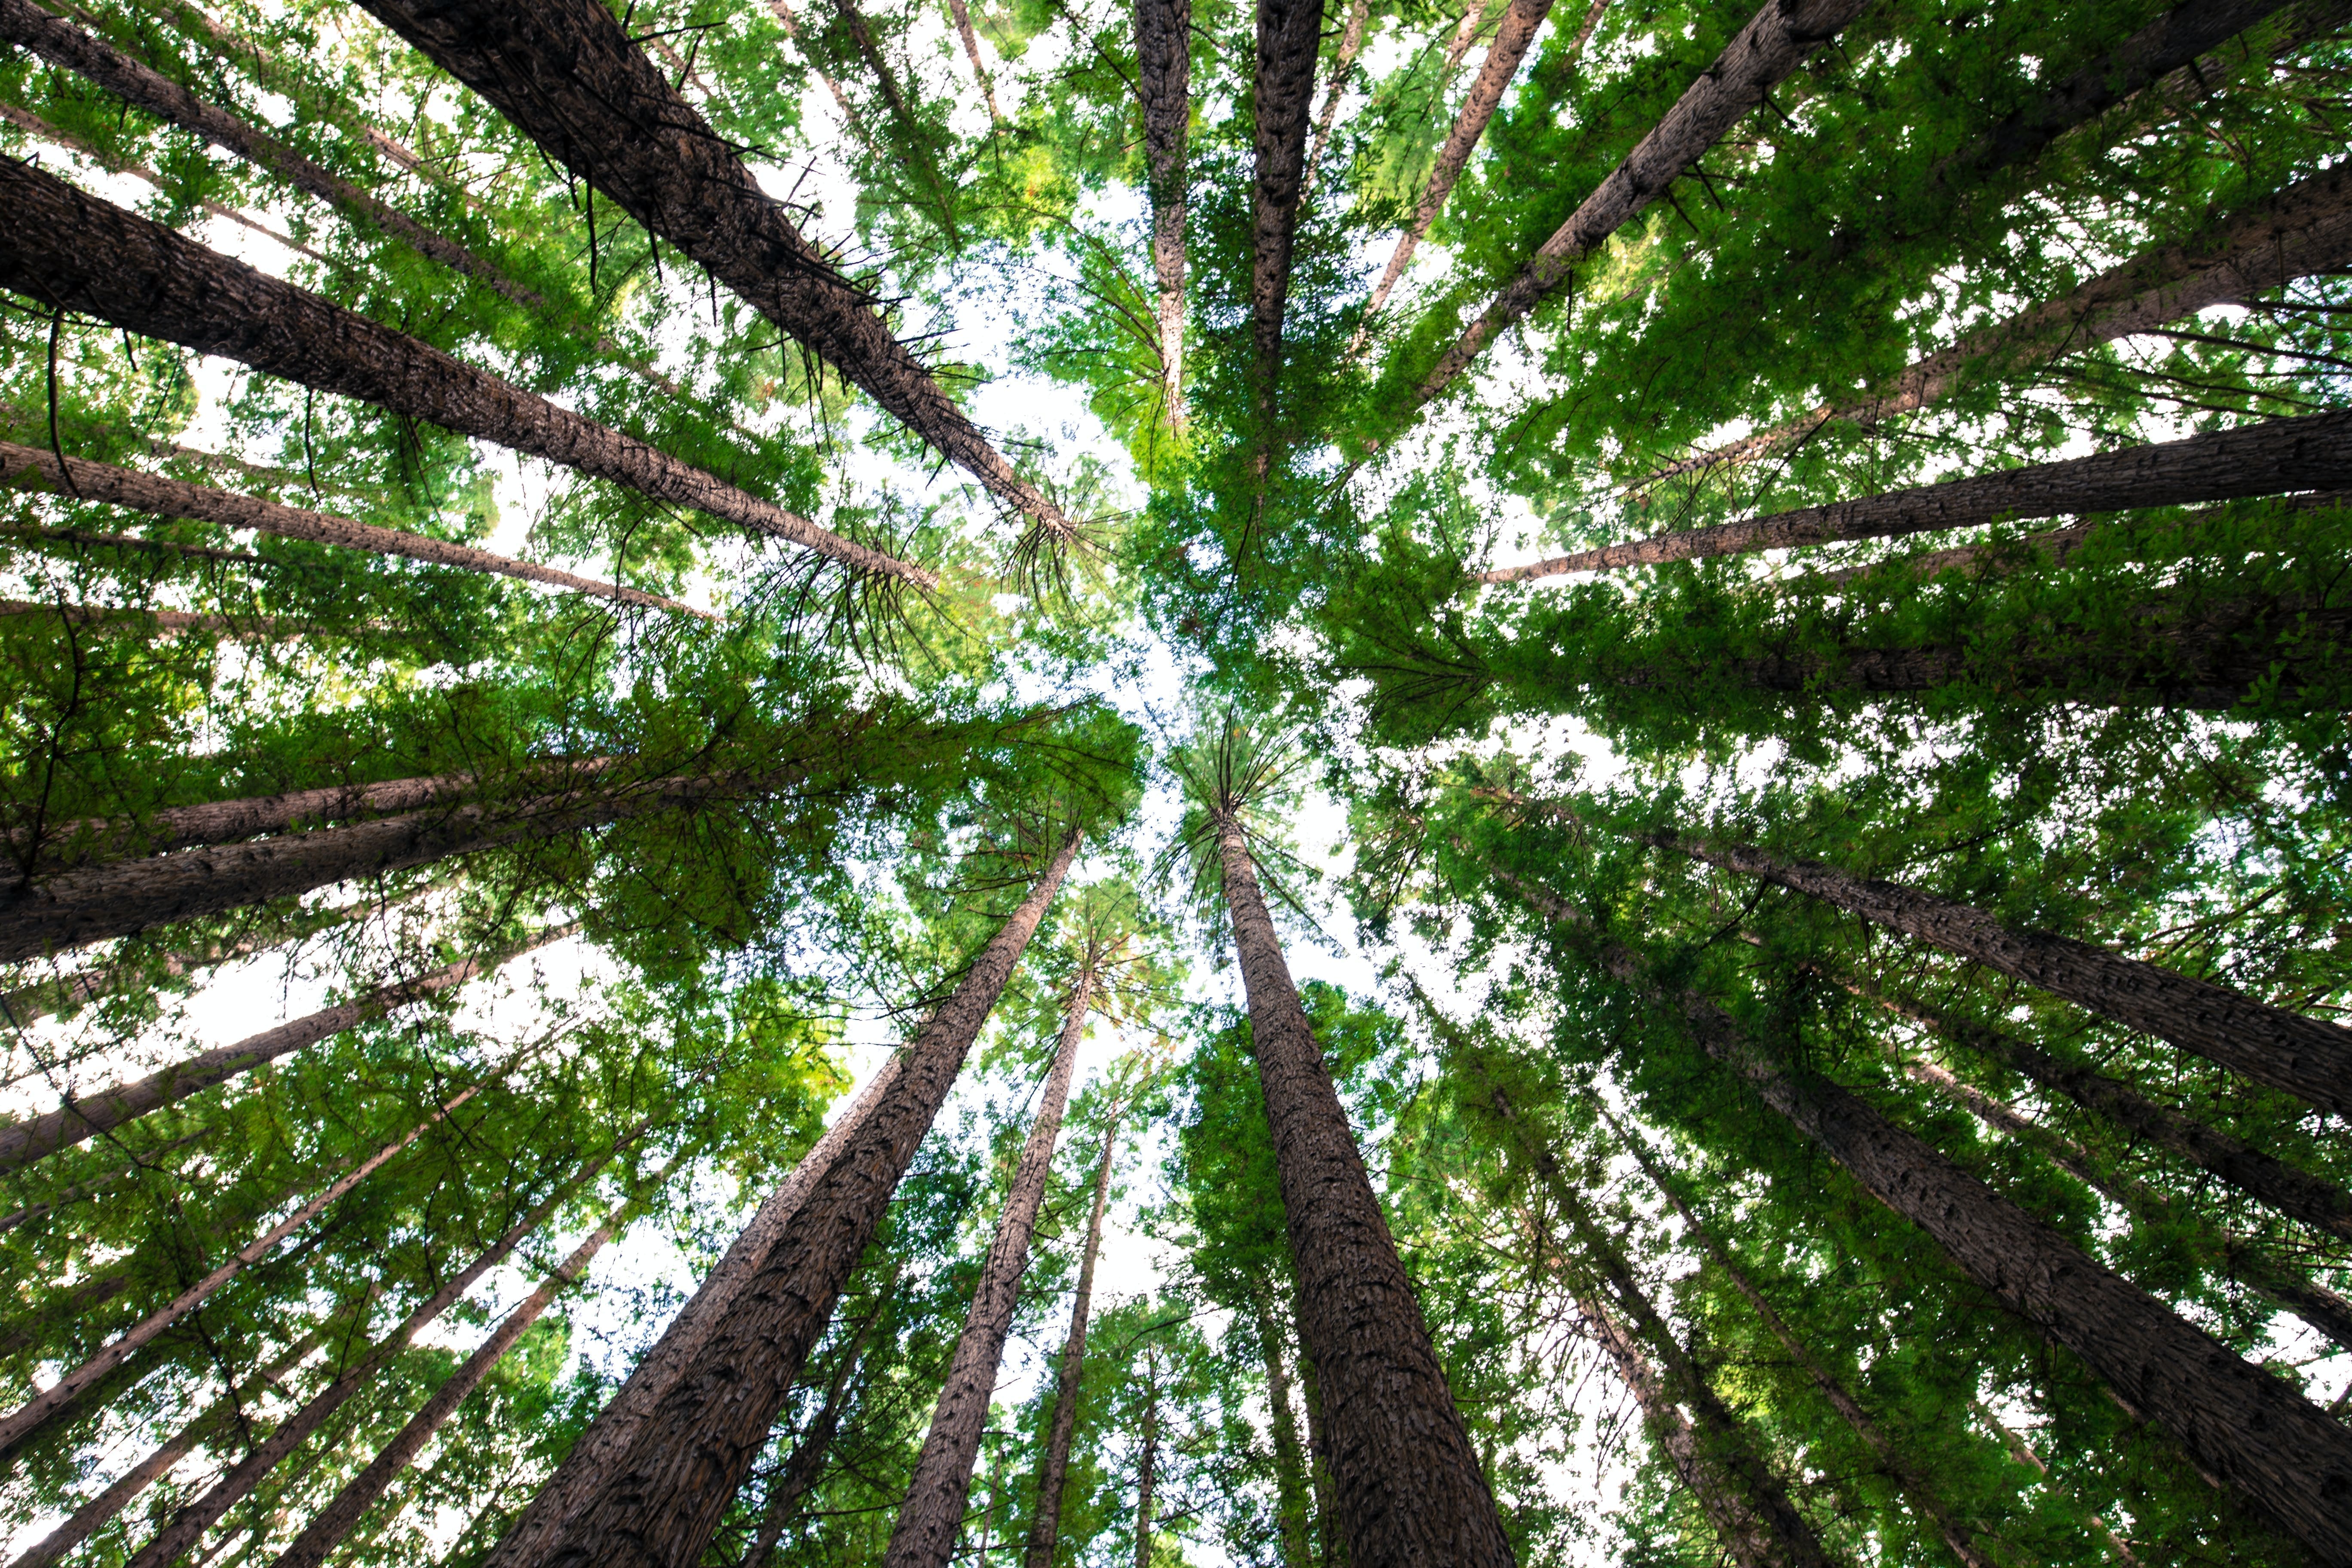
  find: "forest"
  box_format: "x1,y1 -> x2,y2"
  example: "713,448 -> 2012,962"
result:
0,0 -> 2348,1562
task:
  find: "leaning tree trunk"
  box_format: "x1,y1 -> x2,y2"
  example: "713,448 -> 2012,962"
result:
1023,1094 -> 1129,1568
742,1297 -> 888,1568
0,160 -> 925,586
1250,0 -> 1326,408
1603,1109 -> 1996,1568
121,1119 -> 602,1568
1479,407 -> 2352,581
480,1060 -> 906,1568
1255,1303 -> 1316,1568
263,1157 -> 681,1568
1214,812 -> 1514,1566
0,1047 -> 523,1459
1299,0 -> 1370,203
0,443 -> 704,616
0,1130 -> 210,1238
1415,0 -> 1874,405
0,924 -> 573,1173
884,965 -> 1094,1568
350,0 -> 1069,539
1133,1348 -> 1159,1568
1134,0 -> 1192,419
1636,163 -> 2352,487
1638,822 -> 2352,1119
512,832 -> 1081,1568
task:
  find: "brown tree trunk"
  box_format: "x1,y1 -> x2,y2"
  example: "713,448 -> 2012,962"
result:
263,1159 -> 680,1568
1133,1348 -> 1158,1568
1415,0 -> 1873,405
1603,1109 -> 1996,1568
768,0 -> 882,150
1134,0 -> 1191,419
351,0 -> 1069,540
943,0 -> 1004,122
1250,0 -> 1327,405
481,1061 -> 905,1568
825,0 -> 963,244
1479,408 -> 2352,581
1299,0 -> 1370,204
742,1298 -> 888,1568
1214,812 -> 1513,1566
1638,164 -> 2352,488
1257,1311 -> 1316,1568
0,443 -> 705,616
1642,824 -> 2352,1119
513,832 -> 1081,1568
0,924 -> 572,1173
0,1045 -> 523,1459
885,967 -> 1095,1568
1024,1095 -> 1129,1568
0,160 -> 925,587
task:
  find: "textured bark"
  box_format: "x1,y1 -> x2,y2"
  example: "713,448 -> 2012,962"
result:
1134,1349 -> 1158,1568
1258,1312 -> 1317,1568
350,0 -> 1068,538
481,1060 -> 903,1568
122,1124 -> 594,1568
1360,0 -> 1564,324
0,927 -> 569,1173
1023,1096 -> 1127,1568
1215,813 -> 1513,1567
1135,0 -> 1192,416
885,968 -> 1093,1568
0,1059 -> 508,1458
743,1302 -> 885,1568
0,160 -> 924,585
1301,0 -> 1371,202
1608,1113 -> 1995,1568
1417,0 -> 1873,404
517,833 -> 1079,1568
0,443 -> 705,616
1251,0 -> 1327,399
1479,407 -> 2352,581
1641,164 -> 2352,487
263,1164 -> 671,1568
1647,827 -> 2352,1118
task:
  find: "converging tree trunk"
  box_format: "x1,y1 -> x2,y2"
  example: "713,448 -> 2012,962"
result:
743,1296 -> 888,1568
1256,1301 -> 1316,1568
885,963 -> 1095,1568
509,832 -> 1081,1568
0,924 -> 572,1173
1293,1340 -> 1342,1568
1250,0 -> 1327,404
1300,0 -> 1370,203
349,0 -> 1070,539
1024,1093 -> 1129,1568
1135,0 -> 1192,418
0,160 -> 926,586
1214,810 -> 1514,1566
825,0 -> 963,243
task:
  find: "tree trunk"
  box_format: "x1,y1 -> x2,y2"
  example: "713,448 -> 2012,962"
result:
1133,1348 -> 1158,1568
513,831 -> 1080,1568
0,159 -> 926,587
1415,0 -> 1872,405
743,1298 -> 887,1568
1972,1401 -> 2145,1568
944,0 -> 1004,122
120,1110 -> 603,1568
768,0 -> 882,152
1250,0 -> 1327,404
825,0 -> 963,244
1023,1096 -> 1128,1568
1214,813 -> 1513,1567
0,925 -> 572,1173
1292,1340 -> 1343,1568
1134,0 -> 1191,419
0,1045 -> 524,1459
885,966 -> 1094,1568
1907,1058 -> 2352,1354
0,442 -> 705,616
1638,163 -> 2352,487
1479,407 -> 2352,582
1603,1109 -> 1996,1568
350,0 -> 1069,540
1360,0 -> 1562,325
1643,824 -> 2352,1119
0,1130 -> 210,1237
481,1060 -> 906,1568
262,1158 -> 680,1568
1299,0 -> 1370,204
1256,1305 -> 1315,1568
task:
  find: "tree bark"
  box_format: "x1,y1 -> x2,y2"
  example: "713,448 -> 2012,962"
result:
1642,824 -> 2352,1119
1134,0 -> 1191,419
884,966 -> 1094,1568
1252,0 -> 1327,402
1300,0 -> 1370,204
1214,812 -> 1513,1567
1133,1348 -> 1158,1568
1480,408 -> 2352,582
1258,1312 -> 1316,1568
1292,1340 -> 1343,1568
1604,1109 -> 1996,1568
0,925 -> 571,1173
0,442 -> 705,616
1023,1094 -> 1128,1568
1415,0 -> 1873,405
0,159 -> 925,586
262,1159 -> 679,1568
349,0 -> 1069,539
1638,164 -> 2352,488
742,1298 -> 886,1568
512,831 -> 1081,1568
